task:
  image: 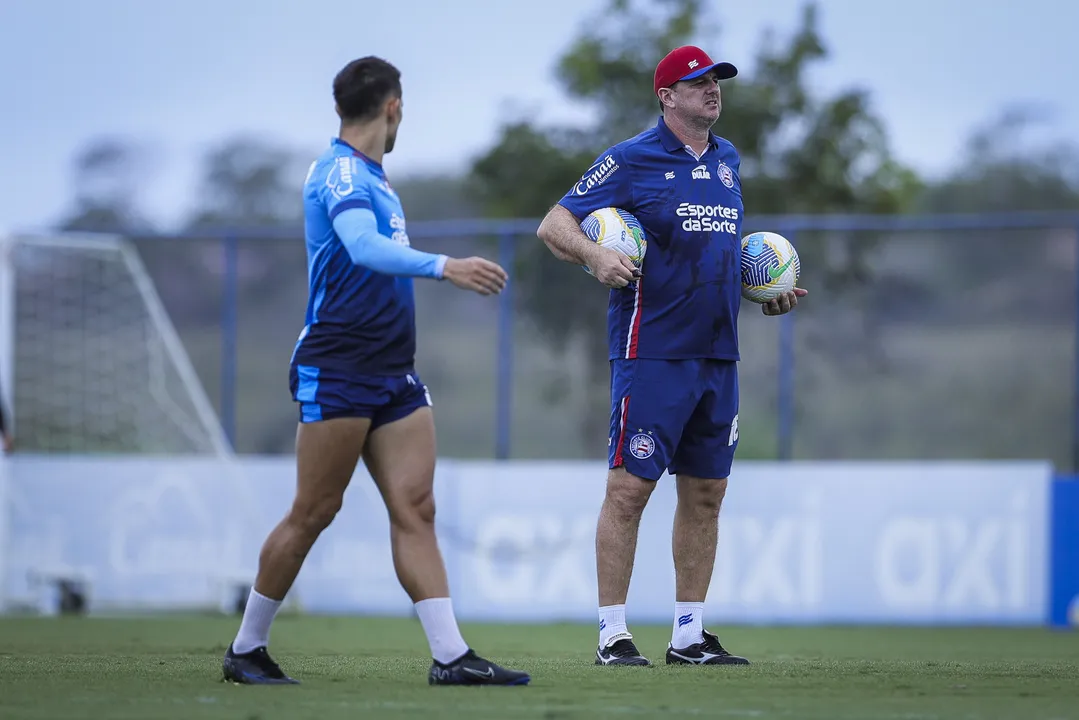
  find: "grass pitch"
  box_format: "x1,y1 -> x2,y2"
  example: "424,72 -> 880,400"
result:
0,615 -> 1076,719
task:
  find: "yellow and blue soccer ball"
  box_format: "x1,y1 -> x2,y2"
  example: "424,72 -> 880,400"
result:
740,231 -> 800,303
580,207 -> 647,276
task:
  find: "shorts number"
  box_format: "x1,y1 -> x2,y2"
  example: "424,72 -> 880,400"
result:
728,414 -> 739,446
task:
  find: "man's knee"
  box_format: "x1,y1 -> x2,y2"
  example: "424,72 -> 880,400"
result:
386,484 -> 436,531
604,467 -> 655,520
677,475 -> 728,516
288,492 -> 344,538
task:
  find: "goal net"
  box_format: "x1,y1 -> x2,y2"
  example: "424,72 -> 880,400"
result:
0,233 -> 231,456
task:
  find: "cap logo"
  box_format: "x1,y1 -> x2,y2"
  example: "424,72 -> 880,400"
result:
688,59 -> 699,69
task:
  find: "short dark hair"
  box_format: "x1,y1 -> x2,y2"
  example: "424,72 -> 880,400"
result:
333,57 -> 402,123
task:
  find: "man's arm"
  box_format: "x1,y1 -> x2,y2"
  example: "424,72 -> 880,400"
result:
537,203 -> 638,289
543,146 -> 631,263
536,204 -> 599,266
332,207 -> 447,278
537,146 -> 639,289
332,208 -> 507,296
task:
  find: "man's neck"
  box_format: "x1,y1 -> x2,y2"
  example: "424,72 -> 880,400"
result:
339,122 -> 387,165
663,112 -> 711,157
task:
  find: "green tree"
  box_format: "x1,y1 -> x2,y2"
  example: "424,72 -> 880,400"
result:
58,137 -> 154,233
393,174 -> 480,221
469,0 -> 919,454
185,137 -> 307,230
919,105 -> 1079,214
914,106 -> 1079,319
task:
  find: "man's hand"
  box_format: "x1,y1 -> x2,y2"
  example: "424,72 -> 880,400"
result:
2,432 -> 12,455
762,287 -> 808,316
443,257 -> 509,296
587,246 -> 640,289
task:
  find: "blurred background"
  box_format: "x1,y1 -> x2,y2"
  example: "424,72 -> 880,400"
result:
3,0 -> 1078,463
1,0 -> 1077,630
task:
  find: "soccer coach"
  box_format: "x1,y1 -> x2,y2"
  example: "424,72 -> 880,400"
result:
537,45 -> 806,667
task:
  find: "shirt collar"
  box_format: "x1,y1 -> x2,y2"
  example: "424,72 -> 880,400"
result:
332,137 -> 383,173
655,115 -> 720,155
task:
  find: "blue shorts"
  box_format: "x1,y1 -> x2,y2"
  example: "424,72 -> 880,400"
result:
609,359 -> 739,481
289,364 -> 432,428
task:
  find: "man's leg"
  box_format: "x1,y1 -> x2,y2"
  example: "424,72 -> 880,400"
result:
597,359 -> 691,666
595,466 -> 654,656
363,402 -> 529,686
671,473 -> 727,645
225,416 -> 369,683
664,360 -> 748,665
363,407 -> 456,645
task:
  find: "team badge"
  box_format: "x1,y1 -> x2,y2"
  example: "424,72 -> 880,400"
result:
629,432 -> 655,459
718,163 -> 734,188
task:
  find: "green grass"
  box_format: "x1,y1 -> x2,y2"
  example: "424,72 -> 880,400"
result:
1,616 -> 1076,719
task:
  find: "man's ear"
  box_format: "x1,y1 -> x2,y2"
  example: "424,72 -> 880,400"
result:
386,96 -> 402,121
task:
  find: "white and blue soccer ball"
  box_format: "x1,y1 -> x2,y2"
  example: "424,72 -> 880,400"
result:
740,231 -> 801,303
580,207 -> 647,276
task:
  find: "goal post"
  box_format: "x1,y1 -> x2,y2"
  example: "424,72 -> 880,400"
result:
0,232 -> 231,456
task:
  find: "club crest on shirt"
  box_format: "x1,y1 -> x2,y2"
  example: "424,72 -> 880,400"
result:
718,163 -> 734,189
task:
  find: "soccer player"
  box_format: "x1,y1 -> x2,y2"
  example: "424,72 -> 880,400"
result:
222,56 -> 530,687
536,46 -> 806,667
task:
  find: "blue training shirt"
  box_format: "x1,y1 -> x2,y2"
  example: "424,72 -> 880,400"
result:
559,116 -> 744,362
291,138 -> 421,375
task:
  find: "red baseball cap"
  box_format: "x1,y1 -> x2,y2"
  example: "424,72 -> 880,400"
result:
653,45 -> 737,95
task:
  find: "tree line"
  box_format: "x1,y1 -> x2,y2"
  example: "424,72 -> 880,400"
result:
51,0 -> 1079,454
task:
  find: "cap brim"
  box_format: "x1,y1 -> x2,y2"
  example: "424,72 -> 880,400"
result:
680,61 -> 738,82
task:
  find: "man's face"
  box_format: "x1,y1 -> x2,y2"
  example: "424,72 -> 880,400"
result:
384,95 -> 403,153
664,72 -> 722,128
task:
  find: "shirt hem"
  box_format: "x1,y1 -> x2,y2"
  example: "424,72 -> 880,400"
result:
607,353 -> 741,362
291,355 -> 416,376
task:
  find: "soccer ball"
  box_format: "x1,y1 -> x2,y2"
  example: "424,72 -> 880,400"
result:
740,231 -> 800,303
580,207 -> 647,276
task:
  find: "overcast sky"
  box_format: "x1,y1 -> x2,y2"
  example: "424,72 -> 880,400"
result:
1,0 -> 1075,232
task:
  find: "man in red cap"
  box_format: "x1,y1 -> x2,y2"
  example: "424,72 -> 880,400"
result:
537,46 -> 806,667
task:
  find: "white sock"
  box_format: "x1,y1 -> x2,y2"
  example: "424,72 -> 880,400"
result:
598,604 -> 630,648
672,601 -> 705,648
232,589 -> 283,654
415,597 -> 469,665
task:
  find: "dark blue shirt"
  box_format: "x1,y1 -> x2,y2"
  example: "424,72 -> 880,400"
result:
559,116 -> 745,361
291,138 -> 417,374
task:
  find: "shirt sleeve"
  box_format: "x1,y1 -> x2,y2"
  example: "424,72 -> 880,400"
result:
557,146 -> 633,220
332,207 -> 448,279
